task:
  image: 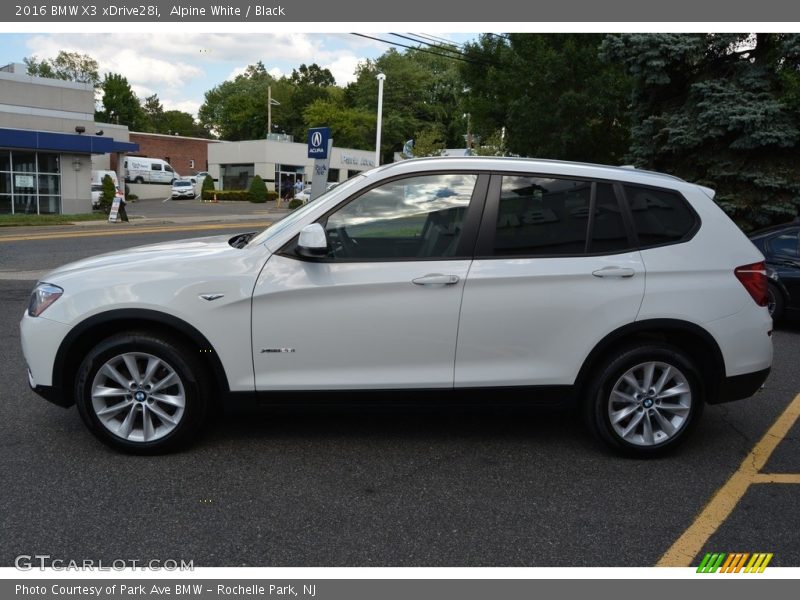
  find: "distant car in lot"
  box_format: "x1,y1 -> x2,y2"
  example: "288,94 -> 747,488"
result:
294,182 -> 338,205
749,220 -> 800,321
21,157 -> 772,456
171,179 -> 196,200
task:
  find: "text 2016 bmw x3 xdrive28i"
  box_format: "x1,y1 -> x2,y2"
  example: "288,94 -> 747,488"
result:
20,158 -> 772,455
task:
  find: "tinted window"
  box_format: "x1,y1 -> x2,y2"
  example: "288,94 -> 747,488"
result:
769,232 -> 799,257
493,176 -> 591,256
323,173 -> 477,260
589,183 -> 629,253
624,185 -> 696,247
151,164 -> 162,171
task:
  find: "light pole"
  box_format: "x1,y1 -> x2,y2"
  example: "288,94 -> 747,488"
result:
374,73 -> 385,167
267,86 -> 281,138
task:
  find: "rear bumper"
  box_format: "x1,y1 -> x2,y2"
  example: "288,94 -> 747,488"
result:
712,367 -> 771,404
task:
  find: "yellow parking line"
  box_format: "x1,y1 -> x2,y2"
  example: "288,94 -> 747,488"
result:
753,473 -> 800,484
657,392 -> 800,567
0,221 -> 272,243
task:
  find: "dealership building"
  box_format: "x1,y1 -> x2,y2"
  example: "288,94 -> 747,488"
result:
0,63 -> 138,215
207,137 -> 376,193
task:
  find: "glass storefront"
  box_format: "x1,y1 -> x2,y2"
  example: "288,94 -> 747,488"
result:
220,163 -> 254,190
0,150 -> 62,214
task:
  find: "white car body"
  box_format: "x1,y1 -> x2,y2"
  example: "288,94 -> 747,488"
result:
171,179 -> 196,199
20,157 -> 773,454
124,157 -> 178,184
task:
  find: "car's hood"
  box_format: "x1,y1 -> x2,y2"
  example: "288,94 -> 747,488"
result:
41,234 -> 249,282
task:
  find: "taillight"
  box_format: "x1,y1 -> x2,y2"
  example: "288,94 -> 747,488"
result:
734,261 -> 768,307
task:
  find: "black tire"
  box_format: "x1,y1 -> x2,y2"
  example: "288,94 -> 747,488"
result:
767,282 -> 785,322
134,176 -> 144,184
75,331 -> 212,454
583,344 -> 704,457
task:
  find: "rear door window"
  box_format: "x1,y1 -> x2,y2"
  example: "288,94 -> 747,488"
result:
486,175 -> 632,257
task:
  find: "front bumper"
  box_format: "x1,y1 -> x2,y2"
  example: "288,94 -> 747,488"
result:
27,369 -> 72,408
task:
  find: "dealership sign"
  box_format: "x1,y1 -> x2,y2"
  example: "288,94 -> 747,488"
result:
307,127 -> 331,159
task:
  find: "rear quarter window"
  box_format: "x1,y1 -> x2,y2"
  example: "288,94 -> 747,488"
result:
623,185 -> 697,248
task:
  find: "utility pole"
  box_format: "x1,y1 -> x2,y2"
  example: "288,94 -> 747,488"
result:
375,73 -> 386,167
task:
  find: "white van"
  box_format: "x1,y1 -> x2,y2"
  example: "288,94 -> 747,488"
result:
124,157 -> 179,184
90,170 -> 120,208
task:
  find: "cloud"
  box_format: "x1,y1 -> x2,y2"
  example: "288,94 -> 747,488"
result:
323,55 -> 365,86
162,99 -> 202,117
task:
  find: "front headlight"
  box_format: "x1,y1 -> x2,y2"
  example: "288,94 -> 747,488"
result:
28,283 -> 63,317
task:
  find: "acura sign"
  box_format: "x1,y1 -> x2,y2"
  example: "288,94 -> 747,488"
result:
307,127 -> 331,159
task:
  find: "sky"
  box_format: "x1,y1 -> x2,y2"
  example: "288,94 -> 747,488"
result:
0,32 -> 478,118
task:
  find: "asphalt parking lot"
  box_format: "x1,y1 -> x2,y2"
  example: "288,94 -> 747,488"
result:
0,220 -> 798,568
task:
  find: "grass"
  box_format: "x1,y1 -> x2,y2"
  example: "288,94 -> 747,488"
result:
0,212 -> 108,227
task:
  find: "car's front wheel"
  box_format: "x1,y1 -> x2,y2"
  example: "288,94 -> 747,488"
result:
75,331 -> 211,454
584,345 -> 703,457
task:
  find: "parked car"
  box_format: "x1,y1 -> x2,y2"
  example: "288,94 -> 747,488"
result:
171,179 -> 196,200
749,220 -> 800,321
295,182 -> 338,205
125,157 -> 178,184
20,157 -> 772,455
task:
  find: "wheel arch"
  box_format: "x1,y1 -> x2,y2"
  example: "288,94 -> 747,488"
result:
574,319 -> 726,404
53,309 -> 231,407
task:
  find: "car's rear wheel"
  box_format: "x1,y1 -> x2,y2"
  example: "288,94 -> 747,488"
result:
134,176 -> 144,184
584,345 -> 703,457
767,282 -> 785,322
75,332 -> 211,454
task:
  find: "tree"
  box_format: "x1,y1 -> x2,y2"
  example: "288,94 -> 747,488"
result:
411,126 -> 446,157
290,63 -> 336,87
461,34 -> 631,164
141,94 -> 165,133
602,33 -> 800,228
96,73 -> 145,129
248,174 -> 267,202
99,174 -> 115,214
303,96 -> 375,150
24,51 -> 100,86
345,48 -> 465,162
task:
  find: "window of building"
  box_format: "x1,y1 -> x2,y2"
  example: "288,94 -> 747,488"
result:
0,151 -> 61,215
221,164 -> 255,190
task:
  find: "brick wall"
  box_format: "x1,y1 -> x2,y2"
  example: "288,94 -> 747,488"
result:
111,133 -> 218,176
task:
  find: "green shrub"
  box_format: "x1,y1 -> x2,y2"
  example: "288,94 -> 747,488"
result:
100,174 -> 116,214
248,175 -> 267,202
201,174 -> 215,194
288,199 -> 304,210
127,193 -> 138,201
266,191 -> 279,202
200,189 -> 253,201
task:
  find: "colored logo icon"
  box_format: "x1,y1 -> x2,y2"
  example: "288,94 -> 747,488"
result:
696,552 -> 773,573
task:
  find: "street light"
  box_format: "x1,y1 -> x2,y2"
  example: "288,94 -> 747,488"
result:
267,85 -> 281,137
375,73 -> 385,167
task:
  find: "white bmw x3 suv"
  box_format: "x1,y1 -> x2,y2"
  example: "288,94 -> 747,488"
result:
20,157 -> 772,455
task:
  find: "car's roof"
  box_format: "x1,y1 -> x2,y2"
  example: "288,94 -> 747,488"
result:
749,219 -> 800,239
368,156 -> 688,187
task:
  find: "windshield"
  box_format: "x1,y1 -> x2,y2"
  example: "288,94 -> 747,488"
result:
175,181 -> 191,187
246,175 -> 367,248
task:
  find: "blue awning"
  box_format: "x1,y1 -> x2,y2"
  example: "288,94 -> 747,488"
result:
0,127 -> 138,154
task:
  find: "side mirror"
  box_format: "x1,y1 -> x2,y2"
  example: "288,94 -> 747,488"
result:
296,223 -> 328,258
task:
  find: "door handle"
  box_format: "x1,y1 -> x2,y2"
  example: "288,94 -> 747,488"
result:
592,266 -> 636,278
412,274 -> 460,286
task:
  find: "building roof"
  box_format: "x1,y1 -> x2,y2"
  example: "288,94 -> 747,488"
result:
0,127 -> 139,154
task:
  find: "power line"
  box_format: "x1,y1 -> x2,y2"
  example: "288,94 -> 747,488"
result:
414,33 -> 468,49
351,33 -> 497,67
389,33 -> 474,60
